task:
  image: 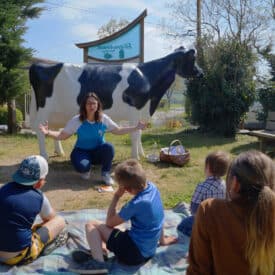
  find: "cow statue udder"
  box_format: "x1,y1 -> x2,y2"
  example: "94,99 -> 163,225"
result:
29,48 -> 202,159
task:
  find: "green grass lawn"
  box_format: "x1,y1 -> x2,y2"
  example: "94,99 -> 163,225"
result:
0,126 -> 264,210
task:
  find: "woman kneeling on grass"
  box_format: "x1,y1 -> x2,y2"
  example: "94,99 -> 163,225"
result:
39,92 -> 146,187
187,150 -> 275,275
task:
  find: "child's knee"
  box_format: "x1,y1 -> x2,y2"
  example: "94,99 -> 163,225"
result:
85,220 -> 100,231
75,159 -> 91,172
56,215 -> 66,228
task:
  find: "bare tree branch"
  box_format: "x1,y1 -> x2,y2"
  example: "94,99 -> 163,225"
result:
163,0 -> 273,49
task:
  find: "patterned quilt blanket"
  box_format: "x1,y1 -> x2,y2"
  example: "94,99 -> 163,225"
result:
0,204 -> 191,275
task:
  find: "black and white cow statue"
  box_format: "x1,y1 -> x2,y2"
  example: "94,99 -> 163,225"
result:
29,48 -> 202,159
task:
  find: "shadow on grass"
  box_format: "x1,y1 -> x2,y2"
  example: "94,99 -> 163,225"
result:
44,157 -> 114,192
0,158 -> 110,192
142,129 -> 237,149
229,139 -> 274,158
229,141 -> 259,155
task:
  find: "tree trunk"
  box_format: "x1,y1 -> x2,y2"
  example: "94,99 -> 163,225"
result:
7,99 -> 17,134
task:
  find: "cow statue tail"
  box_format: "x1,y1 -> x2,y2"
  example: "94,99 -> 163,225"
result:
29,88 -> 38,131
28,88 -> 48,159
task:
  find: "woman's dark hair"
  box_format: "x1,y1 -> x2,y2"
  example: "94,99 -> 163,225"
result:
79,92 -> 103,122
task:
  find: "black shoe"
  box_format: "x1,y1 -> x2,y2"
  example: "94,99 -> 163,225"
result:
68,258 -> 108,274
41,227 -> 69,256
72,249 -> 109,263
72,249 -> 91,263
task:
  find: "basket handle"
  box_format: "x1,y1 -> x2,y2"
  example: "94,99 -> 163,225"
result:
168,139 -> 183,155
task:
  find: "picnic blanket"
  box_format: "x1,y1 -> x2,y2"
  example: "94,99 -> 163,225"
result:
0,204 -> 191,275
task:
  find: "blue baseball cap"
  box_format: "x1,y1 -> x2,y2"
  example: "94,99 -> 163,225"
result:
12,155 -> 49,186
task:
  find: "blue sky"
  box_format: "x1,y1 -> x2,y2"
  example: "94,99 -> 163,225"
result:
23,0 -> 194,63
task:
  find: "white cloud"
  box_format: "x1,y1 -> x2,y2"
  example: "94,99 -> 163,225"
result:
144,26 -> 171,61
48,0 -> 146,21
71,23 -> 98,41
144,25 -> 196,61
65,0 -> 147,13
57,6 -> 85,20
44,0 -> 170,22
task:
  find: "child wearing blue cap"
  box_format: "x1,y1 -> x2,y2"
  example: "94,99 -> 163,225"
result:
0,155 -> 66,265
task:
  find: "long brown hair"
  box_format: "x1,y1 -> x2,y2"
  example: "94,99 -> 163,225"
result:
79,92 -> 103,122
227,150 -> 275,275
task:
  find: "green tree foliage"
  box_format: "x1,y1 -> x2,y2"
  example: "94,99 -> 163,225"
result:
258,51 -> 275,118
0,105 -> 23,125
258,82 -> 275,113
0,1 -> 43,132
186,39 -> 256,137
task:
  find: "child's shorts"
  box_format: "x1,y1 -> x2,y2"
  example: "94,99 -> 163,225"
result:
2,223 -> 51,266
107,229 -> 151,266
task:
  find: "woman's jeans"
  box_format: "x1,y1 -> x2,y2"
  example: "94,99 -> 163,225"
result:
70,142 -> 114,175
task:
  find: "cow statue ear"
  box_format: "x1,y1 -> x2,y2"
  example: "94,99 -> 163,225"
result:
189,49 -> 195,56
174,46 -> 185,52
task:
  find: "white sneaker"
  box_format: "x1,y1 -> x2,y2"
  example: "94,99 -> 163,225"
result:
80,171 -> 91,180
102,173 -> 114,186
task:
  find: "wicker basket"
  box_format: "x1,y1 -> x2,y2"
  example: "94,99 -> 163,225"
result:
160,139 -> 190,167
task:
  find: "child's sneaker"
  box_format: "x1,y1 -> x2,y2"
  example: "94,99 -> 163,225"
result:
72,249 -> 91,263
80,171 -> 91,180
72,249 -> 109,263
102,173 -> 114,185
69,258 -> 108,274
98,185 -> 114,193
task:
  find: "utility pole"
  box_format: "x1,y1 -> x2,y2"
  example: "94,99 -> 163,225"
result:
196,0 -> 203,66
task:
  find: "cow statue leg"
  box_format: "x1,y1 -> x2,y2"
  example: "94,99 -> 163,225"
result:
35,130 -> 49,160
130,130 -> 145,159
54,138 -> 65,157
35,127 -> 65,159
137,130 -> 145,157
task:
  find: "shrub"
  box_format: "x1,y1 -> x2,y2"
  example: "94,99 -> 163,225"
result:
258,83 -> 275,121
187,39 -> 256,137
0,105 -> 23,126
184,95 -> 192,120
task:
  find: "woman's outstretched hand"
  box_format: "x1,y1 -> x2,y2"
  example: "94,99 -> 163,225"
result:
136,121 -> 147,130
39,121 -> 49,135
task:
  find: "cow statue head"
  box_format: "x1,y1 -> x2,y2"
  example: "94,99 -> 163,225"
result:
173,48 -> 203,79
